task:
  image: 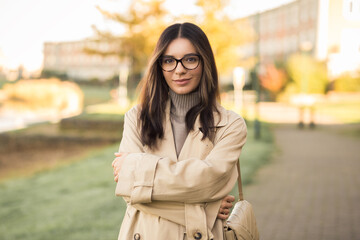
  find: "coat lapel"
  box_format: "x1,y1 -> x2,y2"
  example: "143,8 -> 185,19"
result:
178,104 -> 228,161
145,101 -> 229,163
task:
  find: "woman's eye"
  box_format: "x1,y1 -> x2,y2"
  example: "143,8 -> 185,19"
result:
163,58 -> 174,64
185,57 -> 197,62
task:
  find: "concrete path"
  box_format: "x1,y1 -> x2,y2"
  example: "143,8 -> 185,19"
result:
244,124 -> 360,240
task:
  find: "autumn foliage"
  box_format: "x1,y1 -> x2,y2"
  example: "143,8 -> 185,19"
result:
2,79 -> 83,116
259,64 -> 287,100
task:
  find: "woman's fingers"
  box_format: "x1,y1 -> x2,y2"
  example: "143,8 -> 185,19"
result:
217,195 -> 235,219
112,159 -> 119,169
217,212 -> 229,220
220,208 -> 230,215
225,195 -> 235,203
220,195 -> 235,208
112,152 -> 129,182
113,167 -> 119,176
114,174 -> 119,183
224,208 -> 231,214
217,208 -> 231,220
113,162 -> 122,176
220,200 -> 233,209
112,153 -> 123,167
112,156 -> 124,169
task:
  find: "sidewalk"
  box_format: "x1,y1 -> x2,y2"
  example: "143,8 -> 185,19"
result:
243,124 -> 360,240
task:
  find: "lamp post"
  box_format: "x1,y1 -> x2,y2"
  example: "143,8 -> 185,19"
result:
254,64 -> 261,140
254,11 -> 261,140
118,64 -> 129,108
233,67 -> 245,113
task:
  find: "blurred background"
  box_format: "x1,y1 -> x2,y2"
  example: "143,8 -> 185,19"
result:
0,0 -> 359,239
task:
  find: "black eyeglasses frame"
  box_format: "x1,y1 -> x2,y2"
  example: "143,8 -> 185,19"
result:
158,54 -> 201,72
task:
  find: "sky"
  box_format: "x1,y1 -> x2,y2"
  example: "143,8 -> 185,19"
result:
0,0 -> 294,72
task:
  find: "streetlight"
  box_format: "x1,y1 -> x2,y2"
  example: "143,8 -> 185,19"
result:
254,11 -> 261,140
233,67 -> 246,113
118,64 -> 129,108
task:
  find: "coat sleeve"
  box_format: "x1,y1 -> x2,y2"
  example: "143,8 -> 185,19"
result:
150,117 -> 247,203
115,107 -> 161,204
116,108 -> 247,204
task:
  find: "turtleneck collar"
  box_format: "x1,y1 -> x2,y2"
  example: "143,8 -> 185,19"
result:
169,89 -> 200,116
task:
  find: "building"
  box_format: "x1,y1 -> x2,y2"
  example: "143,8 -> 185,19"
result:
43,40 -> 124,81
240,0 -> 360,77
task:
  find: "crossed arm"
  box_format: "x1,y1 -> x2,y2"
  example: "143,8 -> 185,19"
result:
112,108 -> 247,220
112,153 -> 235,220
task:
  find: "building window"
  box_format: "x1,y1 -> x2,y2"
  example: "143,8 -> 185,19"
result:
300,1 -> 308,22
310,1 -> 317,20
343,0 -> 360,20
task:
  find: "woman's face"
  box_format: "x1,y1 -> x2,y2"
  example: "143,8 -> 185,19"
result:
161,38 -> 202,95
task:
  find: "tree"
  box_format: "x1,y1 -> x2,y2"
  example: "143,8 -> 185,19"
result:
90,0 -> 253,96
191,0 -> 254,75
94,0 -> 168,72
333,73 -> 360,92
259,63 -> 287,101
286,53 -> 328,94
89,0 -> 169,98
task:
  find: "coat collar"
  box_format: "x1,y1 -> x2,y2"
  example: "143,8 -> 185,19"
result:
165,99 -> 228,132
147,100 -> 228,161
192,108 -> 227,133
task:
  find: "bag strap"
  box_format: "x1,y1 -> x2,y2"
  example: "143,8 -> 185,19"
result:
236,160 -> 244,201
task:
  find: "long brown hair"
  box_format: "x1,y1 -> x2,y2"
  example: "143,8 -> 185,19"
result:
138,22 -> 220,149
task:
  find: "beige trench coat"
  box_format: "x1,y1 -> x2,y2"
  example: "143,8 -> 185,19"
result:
115,100 -> 247,240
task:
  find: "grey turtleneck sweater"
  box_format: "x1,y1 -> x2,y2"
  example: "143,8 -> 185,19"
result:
169,89 -> 200,157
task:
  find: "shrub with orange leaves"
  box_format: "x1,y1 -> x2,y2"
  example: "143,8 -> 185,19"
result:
259,64 -> 287,101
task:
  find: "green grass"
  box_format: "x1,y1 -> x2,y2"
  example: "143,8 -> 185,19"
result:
316,101 -> 360,123
79,85 -> 113,107
240,121 -> 274,185
0,122 -> 274,239
229,121 -> 274,199
72,112 -> 125,122
0,145 -> 125,240
0,79 -> 6,88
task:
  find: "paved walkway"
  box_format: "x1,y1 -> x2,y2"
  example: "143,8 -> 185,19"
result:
244,124 -> 360,240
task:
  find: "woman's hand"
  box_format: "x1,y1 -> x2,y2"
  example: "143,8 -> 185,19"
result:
112,152 -> 129,182
217,195 -> 235,220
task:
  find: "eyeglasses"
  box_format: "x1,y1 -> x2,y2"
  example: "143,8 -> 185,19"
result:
159,54 -> 201,72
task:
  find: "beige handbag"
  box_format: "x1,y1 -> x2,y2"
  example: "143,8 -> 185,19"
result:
223,161 -> 259,240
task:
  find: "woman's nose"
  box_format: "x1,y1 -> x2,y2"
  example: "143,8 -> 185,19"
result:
174,62 -> 186,74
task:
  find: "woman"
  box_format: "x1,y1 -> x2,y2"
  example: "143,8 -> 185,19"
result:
112,22 -> 247,240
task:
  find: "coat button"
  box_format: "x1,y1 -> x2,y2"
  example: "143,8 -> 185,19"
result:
193,231 -> 202,239
134,233 -> 141,240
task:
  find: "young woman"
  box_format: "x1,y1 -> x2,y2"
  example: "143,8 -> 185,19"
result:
112,22 -> 247,240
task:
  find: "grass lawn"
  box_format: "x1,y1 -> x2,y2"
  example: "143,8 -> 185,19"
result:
0,121 -> 274,239
0,79 -> 5,88
79,85 -> 113,107
0,145 -> 124,240
316,101 -> 360,123
229,121 -> 274,199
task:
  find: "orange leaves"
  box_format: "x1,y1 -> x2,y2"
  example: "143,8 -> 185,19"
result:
259,64 -> 287,93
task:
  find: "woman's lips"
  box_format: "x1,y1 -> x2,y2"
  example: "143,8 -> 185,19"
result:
173,78 -> 190,85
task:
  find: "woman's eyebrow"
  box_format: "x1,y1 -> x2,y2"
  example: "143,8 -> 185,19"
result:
162,53 -> 198,58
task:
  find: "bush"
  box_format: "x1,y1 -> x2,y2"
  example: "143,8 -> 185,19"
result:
286,53 -> 328,94
3,78 -> 84,116
333,74 -> 360,92
40,69 -> 68,80
60,114 -> 124,132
